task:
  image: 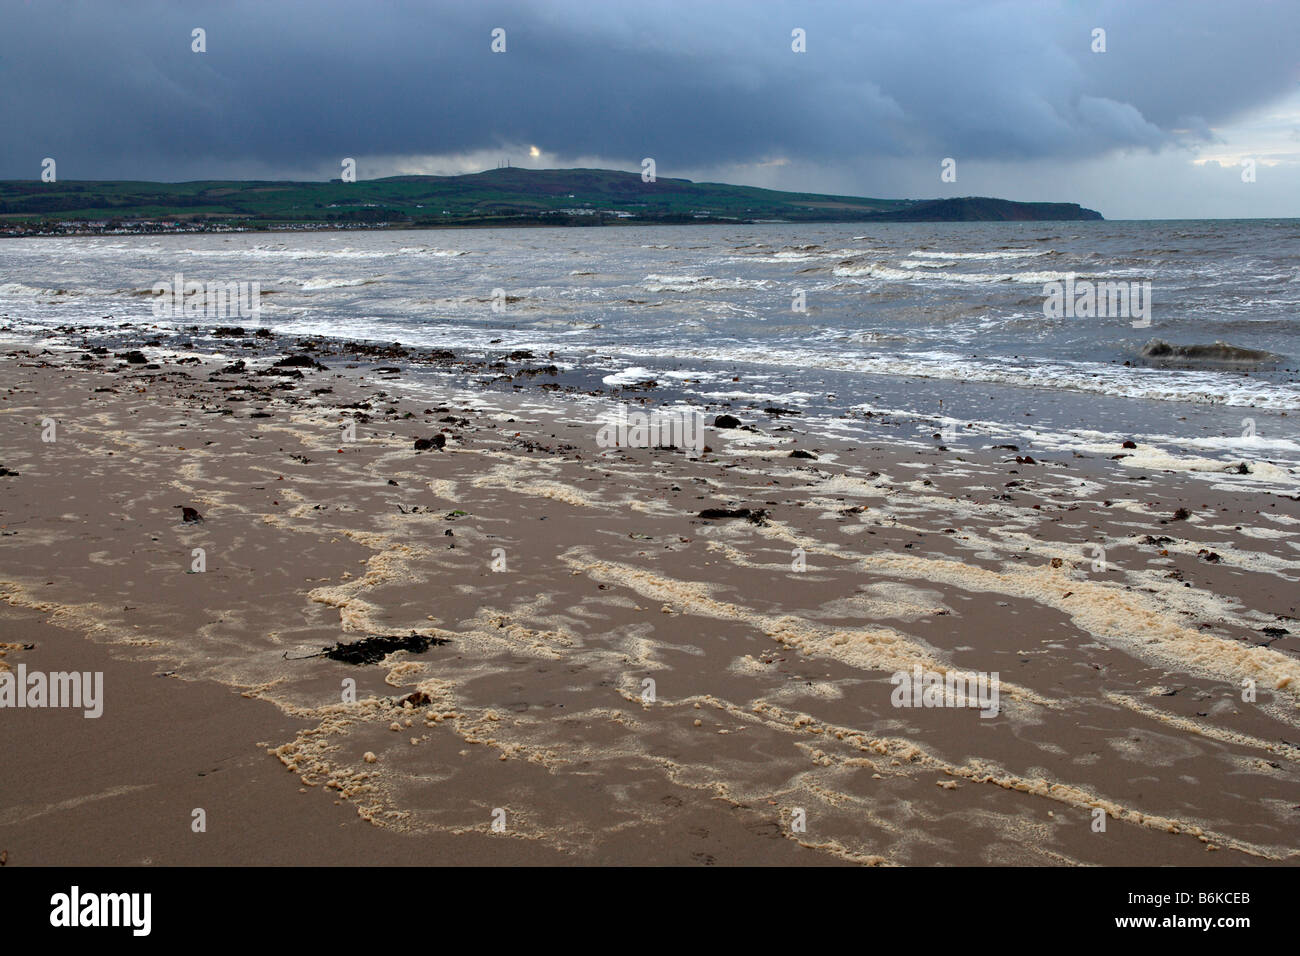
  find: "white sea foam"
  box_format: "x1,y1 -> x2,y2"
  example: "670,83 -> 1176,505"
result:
615,343 -> 1300,411
298,275 -> 383,290
908,249 -> 1051,260
181,245 -> 464,261
831,263 -> 920,280
602,366 -> 659,386
641,274 -> 772,293
0,282 -> 66,296
832,263 -> 1073,284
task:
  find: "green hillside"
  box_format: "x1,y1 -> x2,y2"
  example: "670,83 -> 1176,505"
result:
0,167 -> 1103,231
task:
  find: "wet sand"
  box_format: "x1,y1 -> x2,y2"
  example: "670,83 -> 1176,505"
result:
1,334 -> 1298,865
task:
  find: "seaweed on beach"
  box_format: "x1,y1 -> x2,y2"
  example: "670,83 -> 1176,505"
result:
699,507 -> 769,525
326,632 -> 448,664
287,632 -> 450,665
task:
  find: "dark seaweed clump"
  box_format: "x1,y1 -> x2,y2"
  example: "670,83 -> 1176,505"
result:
323,632 -> 449,665
699,507 -> 769,524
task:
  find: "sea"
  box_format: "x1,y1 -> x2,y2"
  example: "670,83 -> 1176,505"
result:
2,219 -> 1298,480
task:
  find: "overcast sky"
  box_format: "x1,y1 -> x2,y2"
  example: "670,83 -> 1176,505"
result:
1,0 -> 1297,219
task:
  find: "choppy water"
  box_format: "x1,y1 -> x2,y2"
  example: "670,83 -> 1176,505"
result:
3,219 -> 1298,469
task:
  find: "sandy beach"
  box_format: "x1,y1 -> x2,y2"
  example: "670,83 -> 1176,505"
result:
1,330 -> 1297,866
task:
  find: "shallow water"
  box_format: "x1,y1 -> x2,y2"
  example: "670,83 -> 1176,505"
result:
2,220 -> 1298,474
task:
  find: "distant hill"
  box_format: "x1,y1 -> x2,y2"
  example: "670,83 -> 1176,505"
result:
0,167 -> 1103,232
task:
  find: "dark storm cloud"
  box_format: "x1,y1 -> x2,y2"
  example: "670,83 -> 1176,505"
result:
0,0 -> 1296,180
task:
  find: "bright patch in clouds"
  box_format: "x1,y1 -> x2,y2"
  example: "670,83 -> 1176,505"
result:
1191,88 -> 1300,170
